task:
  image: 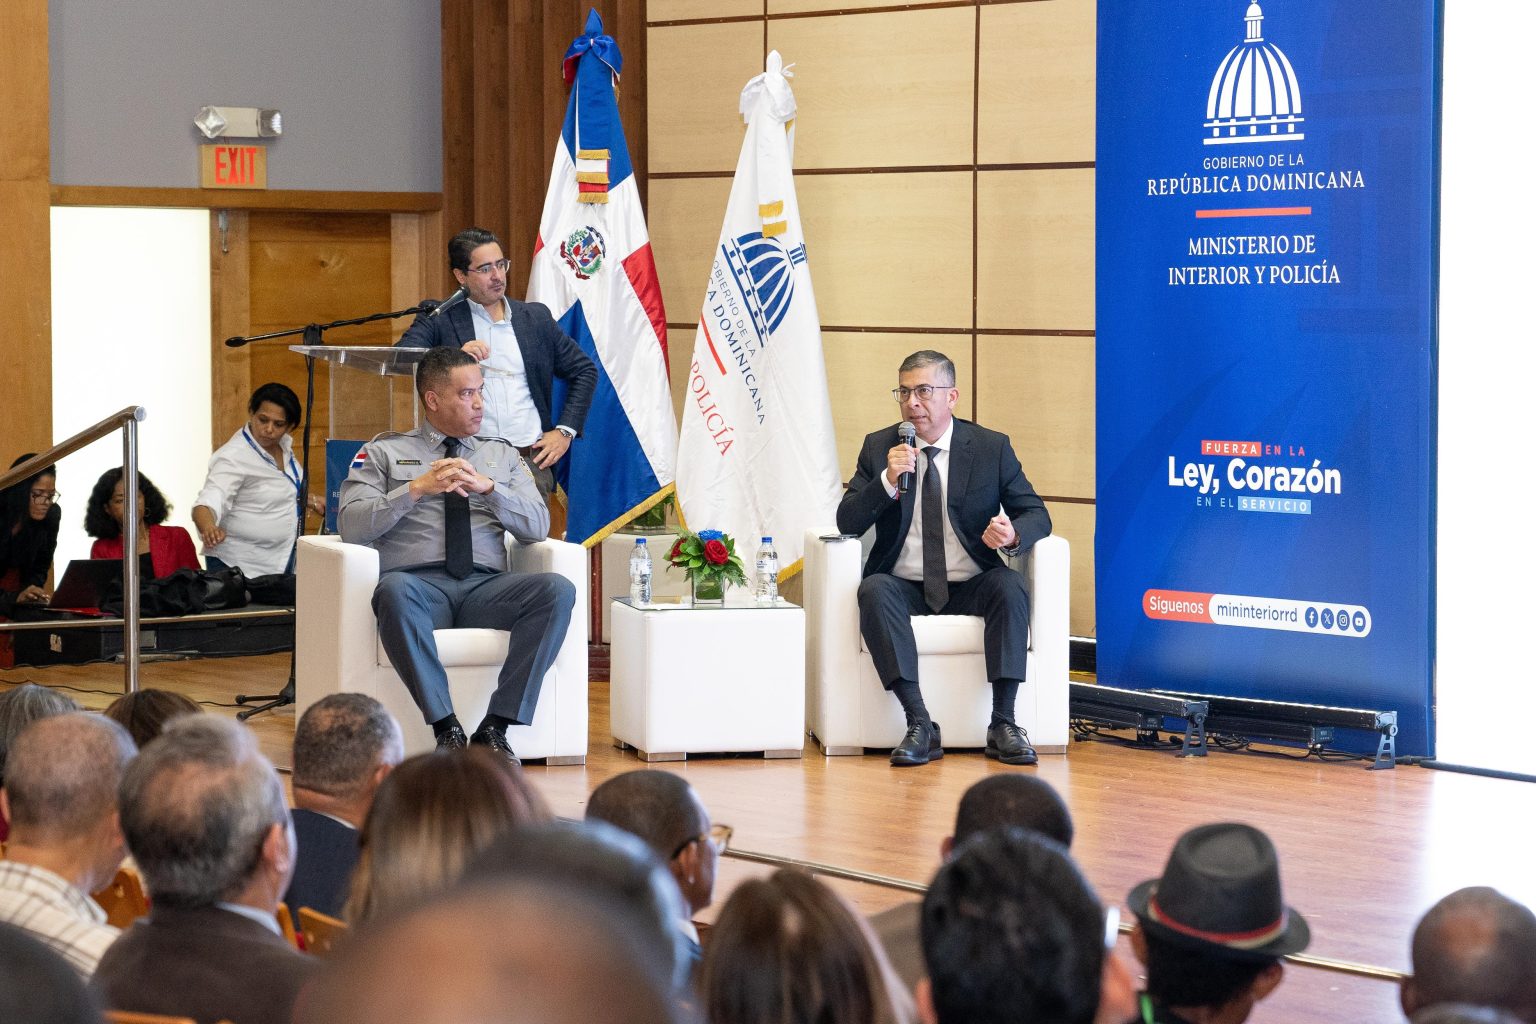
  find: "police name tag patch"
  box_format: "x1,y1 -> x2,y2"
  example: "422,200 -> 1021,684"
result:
396,459 -> 422,466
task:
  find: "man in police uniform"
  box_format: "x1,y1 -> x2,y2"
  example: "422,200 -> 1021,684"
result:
339,346 -> 576,763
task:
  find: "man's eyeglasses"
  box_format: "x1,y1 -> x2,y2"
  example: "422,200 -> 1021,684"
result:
671,823 -> 733,860
891,384 -> 953,402
29,490 -> 59,505
467,258 -> 512,276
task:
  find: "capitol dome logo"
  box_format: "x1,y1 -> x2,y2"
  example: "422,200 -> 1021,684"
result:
730,231 -> 797,338
1204,2 -> 1305,145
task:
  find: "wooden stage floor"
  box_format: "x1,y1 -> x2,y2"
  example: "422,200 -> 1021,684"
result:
6,651 -> 1534,1022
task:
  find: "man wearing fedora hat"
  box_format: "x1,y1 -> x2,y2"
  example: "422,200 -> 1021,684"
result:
1127,822 -> 1310,1024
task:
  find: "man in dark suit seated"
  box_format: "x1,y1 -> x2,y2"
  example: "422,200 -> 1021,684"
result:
284,693 -> 403,919
92,716 -> 317,1024
397,227 -> 598,496
836,349 -> 1052,767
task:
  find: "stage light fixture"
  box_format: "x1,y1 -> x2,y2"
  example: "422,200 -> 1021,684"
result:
1069,682 -> 1209,756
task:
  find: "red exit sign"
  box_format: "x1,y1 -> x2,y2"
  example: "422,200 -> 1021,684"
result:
199,144 -> 267,190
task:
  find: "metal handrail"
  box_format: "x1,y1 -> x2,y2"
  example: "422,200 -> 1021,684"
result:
722,845 -> 1408,984
2,406 -> 147,694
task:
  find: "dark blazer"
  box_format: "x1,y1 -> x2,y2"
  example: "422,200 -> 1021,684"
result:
836,418 -> 1051,577
92,904 -> 318,1024
396,297 -> 599,436
283,808 -> 359,920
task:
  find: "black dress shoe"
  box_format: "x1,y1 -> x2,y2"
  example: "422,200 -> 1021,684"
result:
985,719 -> 1038,766
890,719 -> 943,767
471,725 -> 522,768
435,724 -> 469,751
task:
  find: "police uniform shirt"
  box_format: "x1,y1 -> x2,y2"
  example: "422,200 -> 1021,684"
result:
338,426 -> 547,574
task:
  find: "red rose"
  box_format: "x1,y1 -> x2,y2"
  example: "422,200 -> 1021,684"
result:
668,539 -> 683,562
703,539 -> 729,565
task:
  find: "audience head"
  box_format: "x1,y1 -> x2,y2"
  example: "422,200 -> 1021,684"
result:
300,877 -> 682,1024
1128,823 -> 1307,1022
1403,887 -> 1536,1023
921,828 -> 1122,1024
465,819 -> 693,993
84,467 -> 172,539
1412,1006 -> 1528,1024
119,714 -> 292,910
102,688 -> 202,748
1,712 -> 136,892
948,774 -> 1074,854
0,684 -> 79,786
2,453 -> 59,531
292,693 -> 403,825
704,868 -> 914,1024
0,922 -> 101,1024
586,770 -> 723,916
346,747 -> 550,923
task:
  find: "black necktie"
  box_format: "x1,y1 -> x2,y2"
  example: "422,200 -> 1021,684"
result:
921,446 -> 949,612
442,438 -> 473,579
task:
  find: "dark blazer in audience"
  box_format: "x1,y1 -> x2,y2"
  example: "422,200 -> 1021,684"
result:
93,905 -> 318,1024
284,808 -> 360,919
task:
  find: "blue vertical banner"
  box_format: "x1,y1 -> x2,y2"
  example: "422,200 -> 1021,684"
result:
1095,0 -> 1440,754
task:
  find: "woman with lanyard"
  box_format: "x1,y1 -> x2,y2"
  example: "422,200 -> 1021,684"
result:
192,382 -> 321,576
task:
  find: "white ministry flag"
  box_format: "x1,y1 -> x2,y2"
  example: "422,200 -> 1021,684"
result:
675,51 -> 841,579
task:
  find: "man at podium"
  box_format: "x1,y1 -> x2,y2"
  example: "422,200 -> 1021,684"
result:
338,346 -> 576,764
397,227 -> 597,496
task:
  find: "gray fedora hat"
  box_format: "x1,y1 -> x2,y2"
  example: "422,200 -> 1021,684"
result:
1127,822 -> 1310,961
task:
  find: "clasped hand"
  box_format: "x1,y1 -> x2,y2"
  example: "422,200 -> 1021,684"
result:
411,458 -> 492,499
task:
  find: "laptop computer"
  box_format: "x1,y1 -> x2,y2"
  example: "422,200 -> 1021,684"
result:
47,558 -> 124,613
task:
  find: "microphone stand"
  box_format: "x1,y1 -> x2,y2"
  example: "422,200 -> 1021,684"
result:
227,303 -> 436,720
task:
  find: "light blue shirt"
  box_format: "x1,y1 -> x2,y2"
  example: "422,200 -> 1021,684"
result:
472,300 -> 544,445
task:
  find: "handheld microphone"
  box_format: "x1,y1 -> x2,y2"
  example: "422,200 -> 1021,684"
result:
429,286 -> 469,318
897,421 -> 917,494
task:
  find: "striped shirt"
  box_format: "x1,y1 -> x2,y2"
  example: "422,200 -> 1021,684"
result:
0,860 -> 119,979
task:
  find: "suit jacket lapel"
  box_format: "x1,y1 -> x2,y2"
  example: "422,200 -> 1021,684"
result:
449,301 -> 476,345
947,421 -> 974,519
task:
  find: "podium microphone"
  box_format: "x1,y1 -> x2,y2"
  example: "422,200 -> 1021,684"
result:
224,336 -> 250,348
429,286 -> 469,318
897,421 -> 917,493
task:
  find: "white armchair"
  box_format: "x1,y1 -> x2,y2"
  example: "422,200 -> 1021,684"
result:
803,529 -> 1069,755
295,534 -> 589,764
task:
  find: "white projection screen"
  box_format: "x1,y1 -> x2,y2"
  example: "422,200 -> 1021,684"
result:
1434,5 -> 1536,775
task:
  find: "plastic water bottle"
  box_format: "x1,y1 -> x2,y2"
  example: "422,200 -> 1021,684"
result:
629,538 -> 652,606
755,536 -> 779,604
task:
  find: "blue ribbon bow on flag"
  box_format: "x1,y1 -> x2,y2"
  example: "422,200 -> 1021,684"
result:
562,9 -> 621,84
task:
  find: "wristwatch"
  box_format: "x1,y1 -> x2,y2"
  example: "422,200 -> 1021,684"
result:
555,425 -> 577,439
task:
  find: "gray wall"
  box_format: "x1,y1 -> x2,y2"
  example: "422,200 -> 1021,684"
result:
50,0 -> 441,192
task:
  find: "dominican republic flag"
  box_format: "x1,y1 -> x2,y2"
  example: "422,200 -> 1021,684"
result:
528,9 -> 677,546
674,52 -> 842,580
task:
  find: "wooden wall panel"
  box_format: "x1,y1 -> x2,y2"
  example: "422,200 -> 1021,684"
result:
822,332 -> 973,482
975,334 -> 1094,499
796,172 -> 972,328
651,0 -> 761,21
648,176 -> 736,339
976,168 -> 1094,330
442,1 -> 650,294
647,23 -> 762,173
643,1 -> 1099,633
0,0 -> 52,455
1044,499 -> 1095,637
210,212 -> 252,449
978,0 -> 1096,165
768,0 -> 923,13
769,7 -> 975,169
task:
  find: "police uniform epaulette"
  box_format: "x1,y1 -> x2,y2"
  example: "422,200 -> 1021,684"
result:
368,430 -> 408,442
